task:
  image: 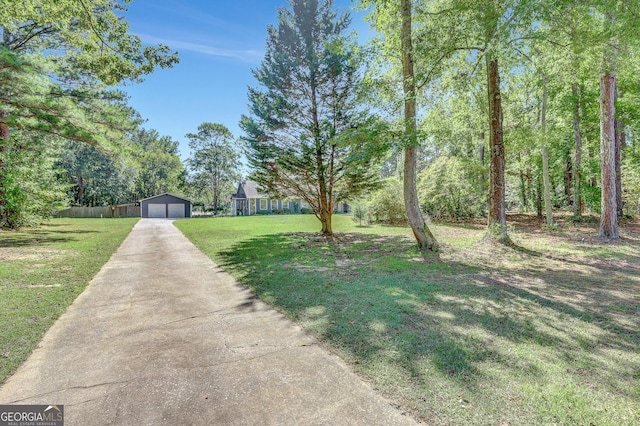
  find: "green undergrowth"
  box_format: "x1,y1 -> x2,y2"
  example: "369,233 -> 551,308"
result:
0,218 -> 138,384
184,215 -> 640,424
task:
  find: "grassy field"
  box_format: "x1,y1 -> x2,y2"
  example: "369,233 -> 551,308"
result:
0,218 -> 138,385
176,214 -> 640,425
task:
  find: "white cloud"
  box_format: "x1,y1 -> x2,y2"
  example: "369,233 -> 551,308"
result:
137,33 -> 263,63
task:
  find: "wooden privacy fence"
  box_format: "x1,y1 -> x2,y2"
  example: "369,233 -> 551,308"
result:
55,205 -> 141,218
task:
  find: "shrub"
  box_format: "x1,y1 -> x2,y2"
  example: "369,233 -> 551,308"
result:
301,208 -> 314,214
622,154 -> 640,216
368,177 -> 407,225
418,156 -> 485,221
351,202 -> 369,226
256,210 -> 273,215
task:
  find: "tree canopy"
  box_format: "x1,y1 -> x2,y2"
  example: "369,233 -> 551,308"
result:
241,0 -> 388,235
1,0 -> 179,227
186,122 -> 241,214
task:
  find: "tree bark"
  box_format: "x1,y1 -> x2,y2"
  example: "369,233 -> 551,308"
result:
76,170 -> 84,205
536,173 -> 543,218
588,134 -> 597,188
486,57 -> 509,242
0,26 -> 8,226
565,146 -> 573,206
401,0 -> 437,252
540,77 -> 553,226
541,146 -> 554,226
572,84 -> 582,219
519,169 -> 527,211
599,72 -> 619,238
320,207 -> 332,235
614,118 -> 623,217
0,120 -> 8,227
479,133 -> 486,198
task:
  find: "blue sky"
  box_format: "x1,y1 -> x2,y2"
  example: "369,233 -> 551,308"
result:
121,0 -> 374,165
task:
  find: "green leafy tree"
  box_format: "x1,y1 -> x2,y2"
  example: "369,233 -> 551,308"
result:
58,141 -> 138,206
418,156 -> 486,221
58,126 -> 187,207
0,1 -> 177,85
241,0 -> 387,235
1,131 -> 69,228
186,123 -> 240,214
399,0 -> 438,251
0,0 -> 179,227
133,129 -> 187,199
360,0 -> 441,251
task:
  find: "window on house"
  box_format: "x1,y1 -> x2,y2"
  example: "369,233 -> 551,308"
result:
260,199 -> 267,210
271,199 -> 279,210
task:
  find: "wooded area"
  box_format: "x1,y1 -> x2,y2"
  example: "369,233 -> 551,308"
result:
1,0 -> 639,245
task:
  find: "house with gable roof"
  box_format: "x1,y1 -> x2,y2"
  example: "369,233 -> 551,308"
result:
230,180 -> 303,216
230,180 -> 349,216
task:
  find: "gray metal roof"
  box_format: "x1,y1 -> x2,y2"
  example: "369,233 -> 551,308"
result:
139,193 -> 192,203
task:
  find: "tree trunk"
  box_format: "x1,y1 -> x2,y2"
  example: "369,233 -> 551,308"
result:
565,146 -> 573,206
540,77 -> 553,226
0,27 -> 9,226
572,84 -> 582,219
401,0 -> 437,252
599,72 -> 619,238
479,135 -> 486,209
76,170 -> 84,205
519,169 -> 528,211
588,134 -> 597,188
486,57 -> 509,242
541,146 -> 554,226
536,173 -> 543,218
614,118 -> 623,217
320,207 -> 332,235
0,121 -> 8,227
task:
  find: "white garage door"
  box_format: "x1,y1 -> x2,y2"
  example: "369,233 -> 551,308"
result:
148,204 -> 166,218
168,203 -> 185,218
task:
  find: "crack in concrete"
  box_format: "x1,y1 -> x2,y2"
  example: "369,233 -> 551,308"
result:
3,379 -> 133,404
186,342 -> 319,370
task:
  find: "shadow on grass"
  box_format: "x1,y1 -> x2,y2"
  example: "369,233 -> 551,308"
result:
215,232 -> 640,421
0,229 -> 99,248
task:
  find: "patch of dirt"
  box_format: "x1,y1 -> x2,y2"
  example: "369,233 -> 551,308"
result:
23,284 -> 62,288
0,248 -> 66,261
284,262 -> 331,273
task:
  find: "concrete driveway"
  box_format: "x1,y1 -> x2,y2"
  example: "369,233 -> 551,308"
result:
0,219 -> 417,425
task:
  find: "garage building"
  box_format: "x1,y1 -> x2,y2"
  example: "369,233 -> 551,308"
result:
140,193 -> 192,219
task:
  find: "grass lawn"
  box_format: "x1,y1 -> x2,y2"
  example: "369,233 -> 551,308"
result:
0,218 -> 138,385
176,214 -> 640,425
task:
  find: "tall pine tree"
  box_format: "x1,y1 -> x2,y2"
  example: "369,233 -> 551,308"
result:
241,0 -> 386,235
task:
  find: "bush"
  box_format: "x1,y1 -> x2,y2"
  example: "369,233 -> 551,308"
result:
418,156 -> 485,221
1,143 -> 69,229
368,177 -> 407,225
622,154 -> 640,216
351,202 -> 369,226
301,208 -> 314,214
256,210 -> 273,215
